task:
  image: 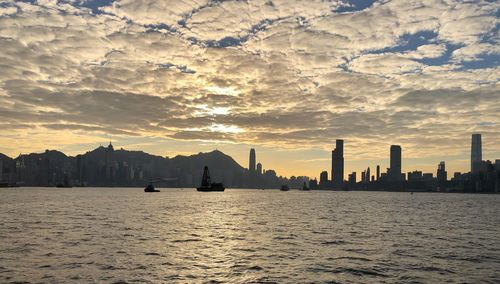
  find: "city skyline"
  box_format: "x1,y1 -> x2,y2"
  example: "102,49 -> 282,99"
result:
1,132 -> 497,181
0,0 -> 499,179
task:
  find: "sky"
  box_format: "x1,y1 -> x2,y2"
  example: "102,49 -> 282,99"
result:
0,0 -> 499,179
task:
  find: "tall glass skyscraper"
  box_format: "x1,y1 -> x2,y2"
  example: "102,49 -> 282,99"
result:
471,134 -> 482,174
256,162 -> 262,175
249,148 -> 256,173
331,139 -> 344,185
389,145 -> 402,181
437,161 -> 447,182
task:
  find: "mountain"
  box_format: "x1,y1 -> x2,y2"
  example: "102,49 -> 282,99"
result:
171,149 -> 244,173
0,145 -> 272,187
169,150 -> 246,187
0,153 -> 14,182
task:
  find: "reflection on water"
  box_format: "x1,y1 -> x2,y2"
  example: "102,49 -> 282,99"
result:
1,188 -> 500,283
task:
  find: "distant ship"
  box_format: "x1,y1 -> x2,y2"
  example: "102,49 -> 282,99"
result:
143,177 -> 177,192
144,182 -> 160,192
280,185 -> 290,191
197,166 -> 225,192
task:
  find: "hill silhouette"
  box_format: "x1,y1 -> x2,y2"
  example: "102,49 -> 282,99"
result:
0,145 -> 258,187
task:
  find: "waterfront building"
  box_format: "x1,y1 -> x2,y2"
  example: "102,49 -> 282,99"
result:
320,171 -> 328,185
471,134 -> 482,174
389,145 -> 402,181
331,139 -> 344,185
249,148 -> 256,173
437,161 -> 447,182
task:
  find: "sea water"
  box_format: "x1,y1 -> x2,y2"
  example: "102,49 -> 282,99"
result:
1,188 -> 499,283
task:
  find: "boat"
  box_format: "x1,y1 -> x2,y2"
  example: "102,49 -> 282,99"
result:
197,166 -> 225,192
280,185 -> 290,191
144,182 -> 160,192
144,177 -> 177,192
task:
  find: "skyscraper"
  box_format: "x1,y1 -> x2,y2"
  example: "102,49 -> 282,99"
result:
366,167 -> 371,183
256,162 -> 262,175
331,139 -> 344,185
319,171 -> 328,185
348,172 -> 356,184
249,148 -> 256,173
389,145 -> 402,181
471,134 -> 482,174
437,161 -> 447,182
376,165 -> 380,181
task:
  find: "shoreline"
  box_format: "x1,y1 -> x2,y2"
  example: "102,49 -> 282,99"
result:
2,186 -> 499,194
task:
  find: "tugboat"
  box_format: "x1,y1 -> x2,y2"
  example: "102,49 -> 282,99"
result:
197,166 -> 225,192
143,177 -> 177,192
144,182 -> 160,192
280,184 -> 290,191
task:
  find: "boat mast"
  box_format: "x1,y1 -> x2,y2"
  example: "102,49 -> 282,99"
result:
201,166 -> 211,186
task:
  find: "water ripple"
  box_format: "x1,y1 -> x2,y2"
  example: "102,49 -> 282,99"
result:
0,188 -> 499,283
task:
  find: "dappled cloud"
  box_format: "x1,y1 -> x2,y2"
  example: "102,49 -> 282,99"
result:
0,0 -> 499,176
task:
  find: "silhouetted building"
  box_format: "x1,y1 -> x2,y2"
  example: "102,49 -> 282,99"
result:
389,145 -> 402,181
408,171 -> 423,182
366,167 -> 371,183
348,172 -> 356,184
465,160 -> 500,192
104,142 -> 116,182
76,155 -> 83,186
0,158 -> 3,181
256,162 -> 262,175
319,171 -> 328,188
422,173 -> 433,181
452,172 -> 462,181
437,161 -> 447,182
249,148 -> 256,173
331,139 -> 344,185
376,165 -> 380,181
471,134 -> 482,174
309,178 -> 318,190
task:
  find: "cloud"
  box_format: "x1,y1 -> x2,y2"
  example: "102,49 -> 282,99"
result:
451,43 -> 500,63
0,5 -> 18,16
0,0 -> 499,176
